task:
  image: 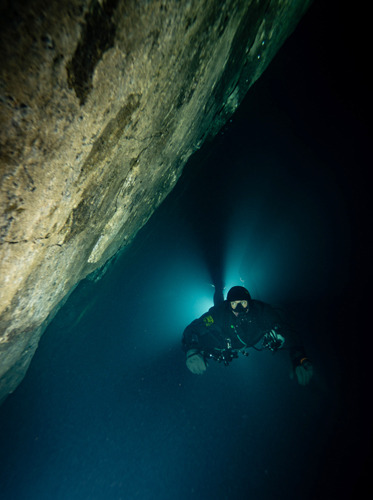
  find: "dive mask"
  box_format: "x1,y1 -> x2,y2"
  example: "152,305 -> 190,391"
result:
230,300 -> 248,315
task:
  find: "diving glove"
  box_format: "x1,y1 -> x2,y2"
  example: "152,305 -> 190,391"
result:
295,359 -> 313,385
186,349 -> 207,375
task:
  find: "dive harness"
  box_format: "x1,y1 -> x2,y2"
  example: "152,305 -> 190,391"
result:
205,329 -> 285,366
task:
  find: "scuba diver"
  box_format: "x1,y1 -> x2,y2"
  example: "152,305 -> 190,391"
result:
182,286 -> 313,385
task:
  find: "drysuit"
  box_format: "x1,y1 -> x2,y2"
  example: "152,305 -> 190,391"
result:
182,299 -> 312,384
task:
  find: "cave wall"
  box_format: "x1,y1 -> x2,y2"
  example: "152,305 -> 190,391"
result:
0,0 -> 311,402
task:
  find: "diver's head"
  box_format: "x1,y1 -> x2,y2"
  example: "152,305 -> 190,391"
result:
227,286 -> 251,317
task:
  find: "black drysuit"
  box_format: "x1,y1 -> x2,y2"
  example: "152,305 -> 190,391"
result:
182,299 -> 307,368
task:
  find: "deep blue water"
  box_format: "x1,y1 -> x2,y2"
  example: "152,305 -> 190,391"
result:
0,2 -> 370,499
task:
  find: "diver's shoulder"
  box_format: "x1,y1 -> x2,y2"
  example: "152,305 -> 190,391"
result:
204,301 -> 230,319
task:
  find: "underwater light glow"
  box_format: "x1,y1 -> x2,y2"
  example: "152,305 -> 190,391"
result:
139,253 -> 215,348
140,153 -> 349,350
218,159 -> 349,306
225,226 -> 302,304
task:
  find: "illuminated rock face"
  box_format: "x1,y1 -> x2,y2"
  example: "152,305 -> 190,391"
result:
0,0 -> 311,401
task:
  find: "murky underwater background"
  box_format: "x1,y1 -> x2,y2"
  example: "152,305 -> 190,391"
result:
0,3 -> 370,499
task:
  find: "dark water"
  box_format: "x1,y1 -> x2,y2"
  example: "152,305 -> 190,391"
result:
0,2 -> 370,499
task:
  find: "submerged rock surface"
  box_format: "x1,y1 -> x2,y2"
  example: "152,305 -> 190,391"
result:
0,0 -> 311,402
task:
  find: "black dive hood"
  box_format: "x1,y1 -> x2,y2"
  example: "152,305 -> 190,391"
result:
227,285 -> 251,316
227,286 -> 251,302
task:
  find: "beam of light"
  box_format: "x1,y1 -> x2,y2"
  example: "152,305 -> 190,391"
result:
224,219 -> 302,305
138,252 -> 216,350
222,161 -> 350,306
142,154 -> 350,348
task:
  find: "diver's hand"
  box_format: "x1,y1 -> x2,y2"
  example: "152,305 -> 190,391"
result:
295,359 -> 313,385
186,349 -> 206,375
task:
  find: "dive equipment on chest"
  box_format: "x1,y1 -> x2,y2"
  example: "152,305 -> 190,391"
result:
205,332 -> 250,366
262,329 -> 285,351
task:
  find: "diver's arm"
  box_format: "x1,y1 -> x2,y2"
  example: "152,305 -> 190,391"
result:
182,310 -> 219,374
182,319 -> 203,353
290,350 -> 313,385
185,349 -> 207,375
261,302 -> 313,385
182,323 -> 207,375
282,328 -> 313,385
181,306 -> 219,352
